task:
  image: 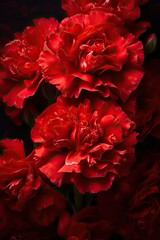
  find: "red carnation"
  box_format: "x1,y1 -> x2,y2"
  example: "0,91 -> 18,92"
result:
58,207 -> 112,239
62,0 -> 147,24
135,59 -> 160,140
0,139 -> 41,211
0,18 -> 58,109
128,159 -> 160,240
97,152 -> 160,240
0,139 -> 67,225
31,96 -> 137,193
39,11 -> 144,101
27,182 -> 67,226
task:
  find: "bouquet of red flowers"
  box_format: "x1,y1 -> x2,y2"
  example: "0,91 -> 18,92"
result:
0,0 -> 159,239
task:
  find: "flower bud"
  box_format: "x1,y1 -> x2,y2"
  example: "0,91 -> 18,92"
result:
144,33 -> 157,56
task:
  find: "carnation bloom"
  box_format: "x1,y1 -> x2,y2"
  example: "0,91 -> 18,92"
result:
135,59 -> 160,139
0,139 -> 40,210
62,0 -> 148,24
128,159 -> 160,240
58,207 -> 112,239
27,182 -> 67,226
32,96 -> 137,193
0,139 -> 66,224
0,18 -> 58,108
97,152 -> 160,240
39,11 -> 144,101
123,59 -> 160,140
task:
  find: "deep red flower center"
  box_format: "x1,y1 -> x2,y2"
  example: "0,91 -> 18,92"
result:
43,107 -> 103,152
79,36 -> 106,73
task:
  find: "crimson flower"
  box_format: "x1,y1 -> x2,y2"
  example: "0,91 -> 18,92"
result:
97,152 -> 160,240
0,139 -> 67,225
27,183 -> 67,226
135,59 -> 160,140
58,207 -> 112,240
32,96 -> 137,193
62,0 -> 148,24
39,11 -> 144,101
0,18 -> 58,109
128,159 -> 160,240
0,139 -> 41,211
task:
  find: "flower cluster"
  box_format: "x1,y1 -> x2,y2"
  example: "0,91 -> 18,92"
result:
0,0 -> 160,239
